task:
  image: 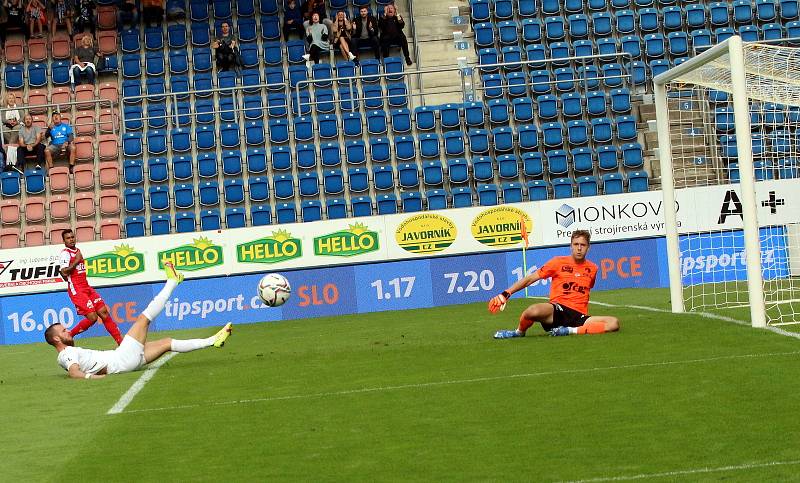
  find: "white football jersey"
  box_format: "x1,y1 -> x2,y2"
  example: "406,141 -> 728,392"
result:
57,346 -> 113,375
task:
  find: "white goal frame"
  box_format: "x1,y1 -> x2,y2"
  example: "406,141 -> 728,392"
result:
653,36 -> 767,328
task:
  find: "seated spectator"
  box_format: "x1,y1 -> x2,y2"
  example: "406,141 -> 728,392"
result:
302,0 -> 331,32
332,10 -> 355,62
7,0 -> 26,35
73,0 -> 96,35
352,6 -> 380,61
166,0 -> 185,20
44,111 -> 76,172
49,0 -> 74,37
142,0 -> 164,27
26,0 -> 47,38
378,4 -> 412,66
303,13 -> 329,67
212,21 -> 241,72
2,92 -> 21,145
282,0 -> 304,41
116,0 -> 138,31
70,34 -> 98,87
16,114 -> 45,171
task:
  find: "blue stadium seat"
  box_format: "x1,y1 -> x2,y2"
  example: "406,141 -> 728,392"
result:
497,154 -> 519,179
370,137 -> 391,163
502,182 -> 523,203
270,146 -> 291,171
124,159 -> 144,185
150,214 -> 171,235
537,94 -> 559,120
452,187 -> 473,208
616,115 -> 638,141
513,98 -> 535,123
326,198 -> 347,219
620,35 -> 642,59
400,191 -> 423,212
473,156 -> 495,182
367,110 -> 388,135
168,24 -> 188,49
592,12 -> 613,36
602,173 -> 624,194
52,60 -> 71,85
573,39 -> 594,58
542,122 -> 564,147
268,118 -> 289,144
423,161 -> 444,186
373,165 -> 395,190
426,189 -> 448,210
552,177 -> 574,199
123,132 -> 143,156
518,0 -> 537,16
464,102 -> 486,127
591,117 -> 613,143
342,112 -> 362,137
419,133 -> 440,159
572,147 -> 594,173
546,149 -> 569,175
323,169 -> 344,195
200,209 -> 221,231
351,195 -> 373,217
248,176 -> 269,202
477,184 -> 498,206
415,106 -> 437,131
121,54 -> 141,78
440,104 -> 462,129
395,135 -> 416,161
762,22 -> 784,40
301,200 -> 322,222
125,216 -> 146,237
171,155 -> 193,180
610,88 -> 632,114
601,63 -> 624,88
251,204 -> 272,226
739,24 -> 760,41
225,207 -> 247,229
522,151 -> 543,178
124,188 -> 145,212
444,131 -> 465,157
569,14 -> 589,38
616,9 -> 636,34
622,143 -> 644,168
586,91 -> 607,117
447,158 -> 470,184
492,126 -> 514,152
348,167 -> 369,193
782,0 -> 799,18
345,139 -> 367,165
124,104 -> 143,130
274,174 -> 295,199
567,120 -> 589,145
148,157 -> 168,183
517,124 -> 538,150
321,142 -> 342,167
221,150 -> 242,176
468,128 -> 490,154
376,194 -> 398,215
577,176 -> 598,196
318,114 -> 339,139
545,16 -> 566,40
391,108 -> 412,133
627,171 -> 649,192
147,185 -> 169,211
298,171 -> 320,197
526,180 -> 549,200
275,203 -> 296,224
27,63 -> 46,87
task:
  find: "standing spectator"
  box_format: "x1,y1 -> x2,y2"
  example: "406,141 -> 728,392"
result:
282,0 -> 304,41
17,114 -> 45,171
7,0 -> 27,36
142,0 -> 164,27
116,0 -> 138,31
302,12 -> 329,67
0,4 -> 8,52
49,0 -> 74,37
70,35 -> 98,88
378,4 -> 412,66
73,0 -> 96,35
352,6 -> 379,61
212,21 -> 241,72
331,10 -> 355,62
26,0 -> 47,38
45,112 -> 77,172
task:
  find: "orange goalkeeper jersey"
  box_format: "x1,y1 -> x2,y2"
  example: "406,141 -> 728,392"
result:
536,256 -> 598,315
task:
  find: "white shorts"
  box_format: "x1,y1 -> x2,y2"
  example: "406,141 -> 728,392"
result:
107,335 -> 146,374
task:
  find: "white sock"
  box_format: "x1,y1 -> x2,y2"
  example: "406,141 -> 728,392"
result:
141,279 -> 178,322
568,327 -> 579,335
170,336 -> 214,352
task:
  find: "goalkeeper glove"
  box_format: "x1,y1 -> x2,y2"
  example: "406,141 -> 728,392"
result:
488,291 -> 511,313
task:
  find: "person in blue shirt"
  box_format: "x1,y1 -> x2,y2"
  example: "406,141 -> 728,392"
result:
283,0 -> 304,40
44,112 -> 76,172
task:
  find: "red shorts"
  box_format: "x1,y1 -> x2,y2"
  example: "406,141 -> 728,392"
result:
68,286 -> 106,316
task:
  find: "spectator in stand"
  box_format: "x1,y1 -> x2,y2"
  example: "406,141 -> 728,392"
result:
352,6 -> 379,61
3,92 -> 21,145
26,0 -> 47,38
165,0 -> 185,20
142,0 -> 164,27
73,0 -> 96,35
49,0 -> 74,37
212,21 -> 241,72
331,10 -> 356,63
378,4 -> 412,66
7,0 -> 27,37
282,0 -> 304,41
116,0 -> 138,31
45,112 -> 77,172
302,0 -> 331,32
302,12 -> 329,67
17,114 -> 45,171
0,5 -> 8,52
70,34 -> 98,87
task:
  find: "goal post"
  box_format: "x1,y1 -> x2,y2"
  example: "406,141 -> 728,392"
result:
652,35 -> 800,328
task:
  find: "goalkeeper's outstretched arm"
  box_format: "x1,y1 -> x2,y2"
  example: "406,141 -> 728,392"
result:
488,272 -> 541,313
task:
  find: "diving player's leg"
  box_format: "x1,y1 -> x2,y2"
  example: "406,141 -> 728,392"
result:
126,262 -> 184,345
494,303 -> 555,339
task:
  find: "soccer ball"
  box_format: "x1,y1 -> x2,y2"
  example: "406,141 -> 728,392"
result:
257,273 -> 291,307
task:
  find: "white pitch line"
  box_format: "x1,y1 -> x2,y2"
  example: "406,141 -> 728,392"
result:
106,352 -> 177,415
114,349 -> 800,415
563,459 -> 800,482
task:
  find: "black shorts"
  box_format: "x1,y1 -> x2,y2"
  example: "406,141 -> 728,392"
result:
540,303 -> 590,332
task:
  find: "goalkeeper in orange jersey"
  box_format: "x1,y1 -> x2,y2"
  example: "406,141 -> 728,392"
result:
489,230 -> 620,338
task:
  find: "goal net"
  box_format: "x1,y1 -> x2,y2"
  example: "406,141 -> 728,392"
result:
654,36 -> 800,328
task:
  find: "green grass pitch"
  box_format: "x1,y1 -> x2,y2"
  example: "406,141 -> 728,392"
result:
3,287 -> 800,482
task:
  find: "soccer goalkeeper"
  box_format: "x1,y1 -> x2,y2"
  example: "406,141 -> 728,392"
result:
489,230 -> 620,338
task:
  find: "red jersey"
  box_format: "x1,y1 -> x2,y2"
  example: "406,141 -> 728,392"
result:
60,247 -> 90,295
536,256 -> 598,315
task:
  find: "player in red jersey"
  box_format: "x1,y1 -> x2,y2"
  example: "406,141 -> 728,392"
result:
59,229 -> 123,345
489,230 -> 620,338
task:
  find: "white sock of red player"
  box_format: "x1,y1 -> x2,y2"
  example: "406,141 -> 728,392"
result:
142,279 -> 179,322
170,336 -> 215,352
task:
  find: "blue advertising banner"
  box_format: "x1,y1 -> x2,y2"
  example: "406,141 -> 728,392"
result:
0,235 -> 788,345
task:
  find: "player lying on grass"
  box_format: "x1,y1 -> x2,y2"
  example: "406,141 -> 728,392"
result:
489,230 -> 620,338
45,262 -> 233,380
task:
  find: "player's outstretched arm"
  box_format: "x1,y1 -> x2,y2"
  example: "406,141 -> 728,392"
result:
67,363 -> 105,380
488,272 -> 541,313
